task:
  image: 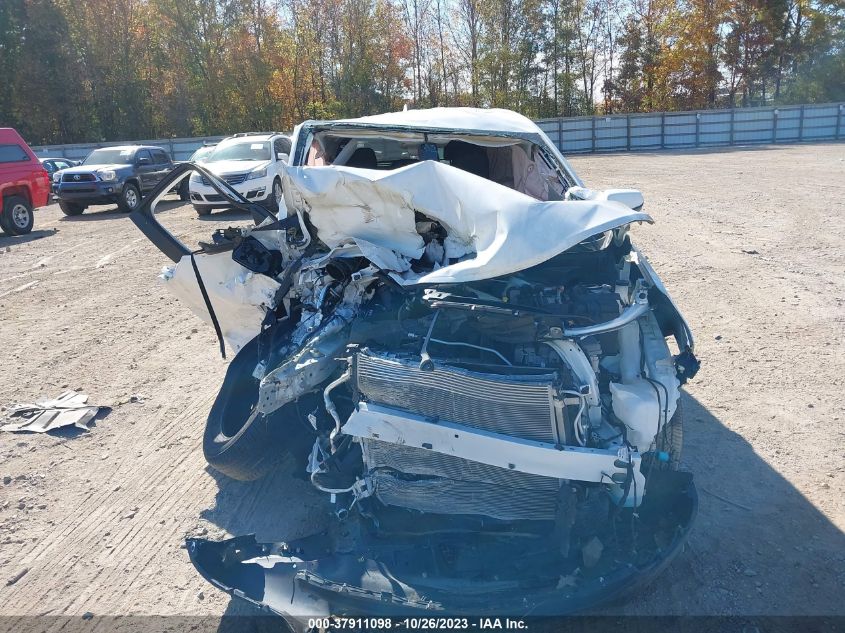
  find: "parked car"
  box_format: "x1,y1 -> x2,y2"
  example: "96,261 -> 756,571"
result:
127,108 -> 700,626
40,157 -> 79,199
53,145 -> 184,216
188,143 -> 216,163
40,157 -> 79,175
0,128 -> 51,235
188,132 -> 290,217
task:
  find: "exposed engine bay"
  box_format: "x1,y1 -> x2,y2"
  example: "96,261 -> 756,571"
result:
298,245 -> 680,517
128,109 -> 700,628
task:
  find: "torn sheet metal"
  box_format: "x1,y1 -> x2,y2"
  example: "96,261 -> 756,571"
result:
163,253 -> 281,353
282,160 -> 652,285
329,107 -> 545,135
2,391 -> 102,433
294,107 -> 585,187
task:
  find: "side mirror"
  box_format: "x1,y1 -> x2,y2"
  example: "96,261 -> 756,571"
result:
603,189 -> 644,211
137,156 -> 150,165
277,152 -> 289,162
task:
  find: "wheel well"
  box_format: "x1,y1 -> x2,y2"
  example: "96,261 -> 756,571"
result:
1,186 -> 32,210
124,178 -> 140,191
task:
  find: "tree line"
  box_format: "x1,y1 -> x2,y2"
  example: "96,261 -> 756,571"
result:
0,0 -> 842,145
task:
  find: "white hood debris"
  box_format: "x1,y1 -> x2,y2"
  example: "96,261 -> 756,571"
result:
165,254 -> 281,353
2,391 -> 103,434
283,160 -> 652,285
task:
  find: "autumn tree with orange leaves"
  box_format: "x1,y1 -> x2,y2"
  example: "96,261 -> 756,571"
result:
0,0 -> 842,143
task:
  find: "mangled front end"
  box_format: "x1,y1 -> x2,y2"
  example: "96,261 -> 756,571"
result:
131,159 -> 699,625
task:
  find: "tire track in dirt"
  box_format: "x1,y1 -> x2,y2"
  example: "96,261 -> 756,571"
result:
3,147 -> 843,619
4,391 -> 216,613
61,439 -> 211,615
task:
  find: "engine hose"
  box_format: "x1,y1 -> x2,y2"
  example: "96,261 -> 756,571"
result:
324,370 -> 351,438
429,338 -> 512,366
309,469 -> 358,495
561,390 -> 587,446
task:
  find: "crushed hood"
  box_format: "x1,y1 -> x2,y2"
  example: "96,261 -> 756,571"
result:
283,160 -> 652,285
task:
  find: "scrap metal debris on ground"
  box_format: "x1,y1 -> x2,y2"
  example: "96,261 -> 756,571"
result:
1,390 -> 104,434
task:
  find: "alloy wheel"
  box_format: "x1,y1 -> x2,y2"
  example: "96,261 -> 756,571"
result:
11,203 -> 31,229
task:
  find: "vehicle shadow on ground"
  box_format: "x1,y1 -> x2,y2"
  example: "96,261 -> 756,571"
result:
199,389 -> 845,620
200,464 -> 326,542
607,390 -> 845,616
0,228 -> 57,246
216,598 -> 278,632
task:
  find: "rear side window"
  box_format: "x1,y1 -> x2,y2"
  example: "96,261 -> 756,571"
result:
152,149 -> 170,164
0,144 -> 30,163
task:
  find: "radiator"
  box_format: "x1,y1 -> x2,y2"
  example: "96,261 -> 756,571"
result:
355,351 -> 559,442
353,350 -> 563,521
372,470 -> 558,521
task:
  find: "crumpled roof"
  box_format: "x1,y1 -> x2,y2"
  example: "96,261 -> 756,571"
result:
283,160 -> 652,285
312,107 -> 544,135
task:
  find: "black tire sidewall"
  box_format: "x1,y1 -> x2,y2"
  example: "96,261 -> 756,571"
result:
3,196 -> 34,235
59,201 -> 86,216
194,205 -> 212,216
118,183 -> 141,212
203,323 -> 314,481
272,178 -> 282,210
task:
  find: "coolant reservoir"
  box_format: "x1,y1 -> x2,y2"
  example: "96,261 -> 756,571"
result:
610,380 -> 660,450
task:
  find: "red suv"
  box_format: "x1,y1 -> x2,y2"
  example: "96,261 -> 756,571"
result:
0,128 -> 50,235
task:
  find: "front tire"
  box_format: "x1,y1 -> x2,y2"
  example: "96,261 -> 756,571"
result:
269,177 -> 283,213
59,201 -> 86,216
178,179 -> 190,201
203,335 -> 314,481
117,183 -> 141,213
2,196 -> 34,235
194,204 -> 212,217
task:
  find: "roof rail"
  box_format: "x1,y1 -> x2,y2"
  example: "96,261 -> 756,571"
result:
231,132 -> 283,137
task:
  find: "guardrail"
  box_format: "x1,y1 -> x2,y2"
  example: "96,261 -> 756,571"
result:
536,102 -> 845,153
32,102 -> 845,159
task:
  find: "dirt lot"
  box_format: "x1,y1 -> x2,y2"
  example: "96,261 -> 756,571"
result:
0,142 -> 843,622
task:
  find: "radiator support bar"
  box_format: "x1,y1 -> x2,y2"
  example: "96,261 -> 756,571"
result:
342,402 -> 645,495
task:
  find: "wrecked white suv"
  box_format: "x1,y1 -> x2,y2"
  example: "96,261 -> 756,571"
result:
130,108 -> 699,628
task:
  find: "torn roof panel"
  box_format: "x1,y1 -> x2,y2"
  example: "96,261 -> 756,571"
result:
310,107 -> 543,136
283,160 -> 652,286
291,107 -> 585,188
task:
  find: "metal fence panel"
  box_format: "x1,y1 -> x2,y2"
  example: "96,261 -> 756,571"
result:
537,102 -> 843,153
33,103 -> 844,158
34,136 -> 227,162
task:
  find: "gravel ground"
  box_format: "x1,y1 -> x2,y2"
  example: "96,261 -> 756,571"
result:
0,142 -> 843,622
